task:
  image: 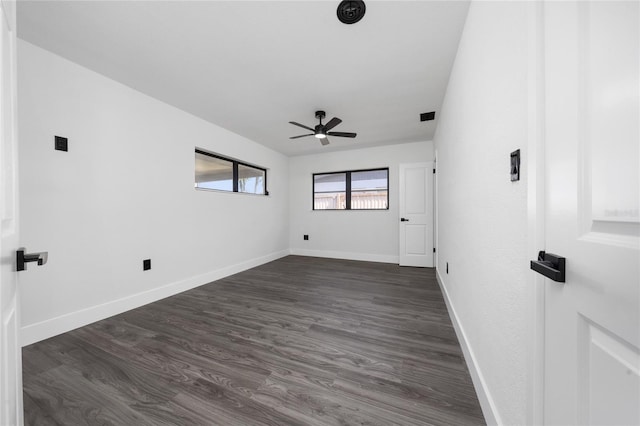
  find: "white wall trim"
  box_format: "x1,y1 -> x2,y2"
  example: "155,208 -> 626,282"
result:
290,248 -> 398,264
436,268 -> 502,426
21,249 -> 290,347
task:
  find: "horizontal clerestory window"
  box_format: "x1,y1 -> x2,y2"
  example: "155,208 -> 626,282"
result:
195,149 -> 267,195
313,168 -> 389,210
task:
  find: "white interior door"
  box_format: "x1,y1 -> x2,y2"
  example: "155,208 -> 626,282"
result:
541,2 -> 639,425
0,0 -> 22,424
399,162 -> 433,267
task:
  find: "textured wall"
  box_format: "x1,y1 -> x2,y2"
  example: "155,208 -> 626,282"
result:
289,141 -> 433,263
433,1 -> 530,424
18,40 -> 289,343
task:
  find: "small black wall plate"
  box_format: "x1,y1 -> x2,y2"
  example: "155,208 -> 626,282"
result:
55,136 -> 68,152
420,111 -> 436,122
303,235 -> 309,241
143,259 -> 151,271
511,149 -> 521,181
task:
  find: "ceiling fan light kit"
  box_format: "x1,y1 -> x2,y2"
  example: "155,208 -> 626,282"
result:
289,110 -> 357,146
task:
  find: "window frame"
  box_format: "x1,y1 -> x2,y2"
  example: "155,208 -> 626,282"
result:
195,149 -> 268,196
312,167 -> 389,211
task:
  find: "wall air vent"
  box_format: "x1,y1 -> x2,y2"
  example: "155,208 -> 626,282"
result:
420,111 -> 436,122
337,1 -> 366,25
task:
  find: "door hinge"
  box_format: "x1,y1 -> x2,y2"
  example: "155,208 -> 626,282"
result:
433,247 -> 436,253
433,168 -> 436,174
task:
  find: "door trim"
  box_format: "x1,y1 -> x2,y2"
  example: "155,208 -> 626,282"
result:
433,152 -> 438,269
398,162 -> 434,267
0,0 -> 23,423
525,1 -> 545,424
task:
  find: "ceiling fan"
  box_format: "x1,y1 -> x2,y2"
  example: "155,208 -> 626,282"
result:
289,111 -> 357,146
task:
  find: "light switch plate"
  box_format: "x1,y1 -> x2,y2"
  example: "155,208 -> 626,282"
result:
510,149 -> 520,181
55,136 -> 68,152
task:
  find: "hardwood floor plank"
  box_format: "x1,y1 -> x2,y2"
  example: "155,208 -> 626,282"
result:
23,391 -> 59,426
306,323 -> 468,371
24,365 -> 157,426
31,333 -> 178,405
332,369 -> 484,424
252,370 -> 424,426
23,256 -> 485,425
170,379 -> 301,426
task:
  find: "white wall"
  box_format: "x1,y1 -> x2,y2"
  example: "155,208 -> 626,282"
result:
18,41 -> 289,345
289,141 -> 433,263
433,2 -> 530,425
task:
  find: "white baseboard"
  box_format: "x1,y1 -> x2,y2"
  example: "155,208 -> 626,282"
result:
290,248 -> 398,264
21,249 -> 290,347
436,268 -> 502,426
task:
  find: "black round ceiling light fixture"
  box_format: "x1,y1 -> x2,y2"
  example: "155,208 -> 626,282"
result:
337,0 -> 366,25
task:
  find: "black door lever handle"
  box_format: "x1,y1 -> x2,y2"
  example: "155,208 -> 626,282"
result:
17,248 -> 48,271
530,250 -> 565,282
400,218 -> 409,222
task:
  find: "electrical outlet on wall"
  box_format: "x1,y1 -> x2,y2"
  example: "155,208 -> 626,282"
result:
303,235 -> 309,241
143,259 -> 151,271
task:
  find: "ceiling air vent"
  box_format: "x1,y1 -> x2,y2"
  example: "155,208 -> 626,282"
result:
337,1 -> 366,25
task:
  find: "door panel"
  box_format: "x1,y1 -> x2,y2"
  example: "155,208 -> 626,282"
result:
580,319 -> 640,425
542,2 -> 639,425
399,163 -> 433,267
404,168 -> 427,214
405,224 -> 427,255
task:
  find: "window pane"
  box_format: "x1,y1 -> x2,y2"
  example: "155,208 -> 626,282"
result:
314,173 -> 346,210
351,169 -> 388,191
314,173 -> 346,192
351,169 -> 388,209
195,152 -> 233,191
238,164 -> 265,195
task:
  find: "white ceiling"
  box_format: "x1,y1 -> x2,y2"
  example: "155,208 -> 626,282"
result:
17,1 -> 469,156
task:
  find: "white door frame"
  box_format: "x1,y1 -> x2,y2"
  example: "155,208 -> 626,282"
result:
526,1 -> 545,424
0,0 -> 22,424
433,153 -> 438,268
398,162 -> 434,267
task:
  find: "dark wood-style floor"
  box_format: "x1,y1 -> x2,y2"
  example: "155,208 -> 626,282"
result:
22,256 -> 485,425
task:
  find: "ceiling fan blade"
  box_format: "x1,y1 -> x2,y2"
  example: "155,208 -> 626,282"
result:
290,134 -> 314,139
324,117 -> 342,131
289,121 -> 314,132
320,138 -> 330,146
327,131 -> 357,138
